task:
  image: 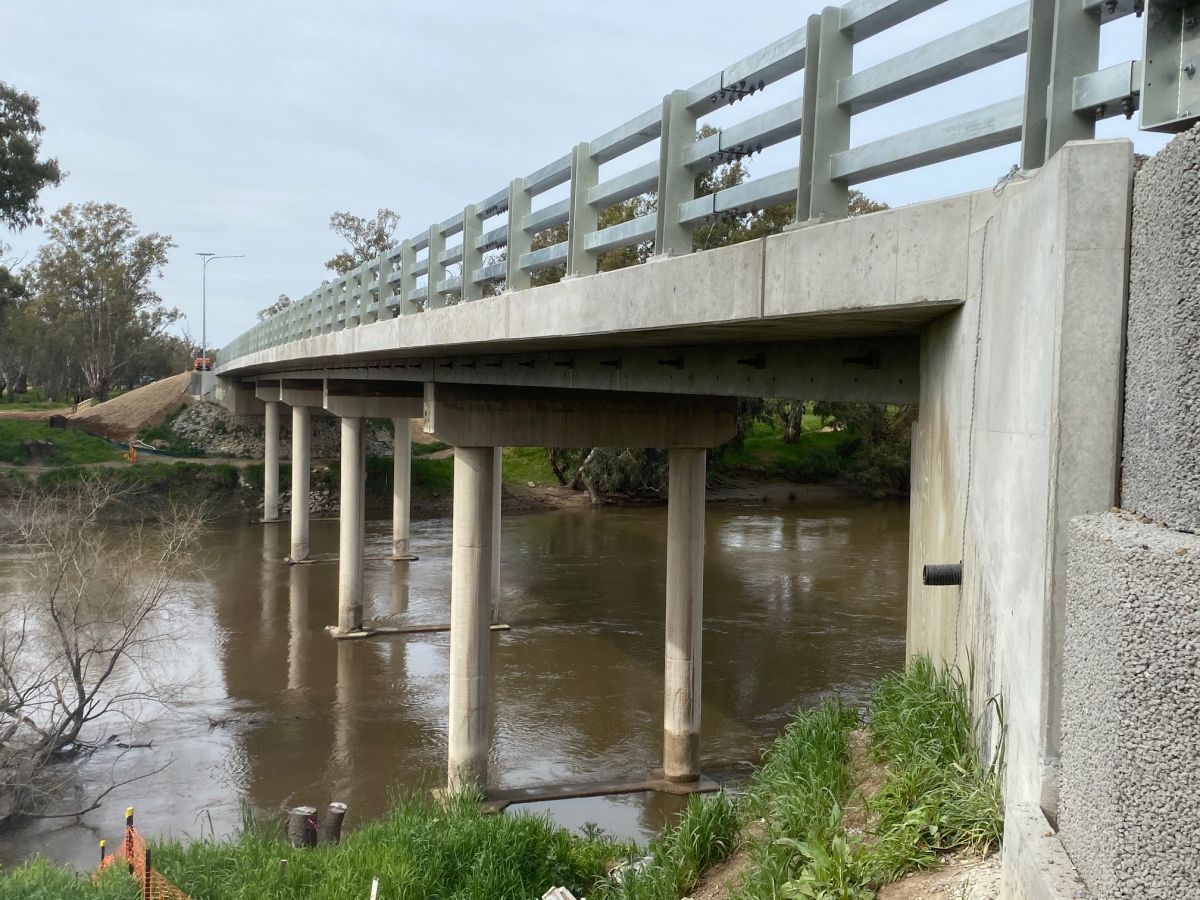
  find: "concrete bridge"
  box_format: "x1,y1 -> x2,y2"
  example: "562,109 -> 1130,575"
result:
205,2 -> 1200,896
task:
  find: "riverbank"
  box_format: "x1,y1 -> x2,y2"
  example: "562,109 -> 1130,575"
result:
0,431 -> 882,522
0,659 -> 1000,899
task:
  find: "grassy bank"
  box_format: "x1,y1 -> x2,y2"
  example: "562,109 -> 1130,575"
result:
0,658 -> 999,899
734,658 -> 1002,899
0,420 -> 122,466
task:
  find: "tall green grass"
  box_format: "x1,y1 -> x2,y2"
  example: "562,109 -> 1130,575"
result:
153,790 -> 625,900
731,660 -> 1002,899
734,700 -> 859,900
0,860 -> 137,899
863,658 -> 1003,882
595,791 -> 741,900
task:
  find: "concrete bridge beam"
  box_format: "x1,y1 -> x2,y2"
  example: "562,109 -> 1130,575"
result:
447,445 -> 498,791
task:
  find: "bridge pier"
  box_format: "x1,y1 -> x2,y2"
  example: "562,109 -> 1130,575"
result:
425,384 -> 734,791
263,400 -> 281,522
392,418 -> 415,560
447,445 -> 498,791
291,405 -> 312,561
664,447 -> 705,782
322,384 -> 424,633
337,416 -> 366,633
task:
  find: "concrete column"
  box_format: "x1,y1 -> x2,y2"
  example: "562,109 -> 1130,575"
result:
287,568 -> 308,691
447,446 -> 497,792
337,417 -> 365,633
491,448 -> 503,619
263,401 -> 281,522
290,405 -> 311,561
392,418 -> 413,560
663,447 -> 706,782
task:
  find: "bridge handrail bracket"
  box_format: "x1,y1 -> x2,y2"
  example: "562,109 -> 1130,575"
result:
223,0 -> 1179,364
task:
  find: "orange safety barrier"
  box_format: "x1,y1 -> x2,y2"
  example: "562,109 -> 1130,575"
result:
95,808 -> 190,900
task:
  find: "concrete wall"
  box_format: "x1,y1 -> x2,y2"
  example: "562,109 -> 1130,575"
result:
1057,125 -> 1200,898
908,140 -> 1131,821
1121,129 -> 1200,533
1059,514 -> 1200,897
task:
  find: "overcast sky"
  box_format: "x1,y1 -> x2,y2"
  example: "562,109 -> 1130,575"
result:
3,1 -> 1167,352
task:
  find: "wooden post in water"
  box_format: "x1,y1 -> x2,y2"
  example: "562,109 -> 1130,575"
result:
320,801 -> 348,845
287,805 -> 318,848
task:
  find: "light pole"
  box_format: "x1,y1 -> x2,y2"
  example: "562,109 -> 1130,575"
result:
196,252 -> 244,367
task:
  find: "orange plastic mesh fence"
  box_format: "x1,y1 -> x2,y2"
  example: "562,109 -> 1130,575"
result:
94,825 -> 190,900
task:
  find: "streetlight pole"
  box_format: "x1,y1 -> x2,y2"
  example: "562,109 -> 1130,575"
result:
196,252 -> 245,367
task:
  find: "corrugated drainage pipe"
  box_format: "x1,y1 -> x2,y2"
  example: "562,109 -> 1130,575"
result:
922,563 -> 963,586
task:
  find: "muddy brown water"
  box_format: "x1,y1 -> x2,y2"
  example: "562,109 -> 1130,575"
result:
0,494 -> 908,870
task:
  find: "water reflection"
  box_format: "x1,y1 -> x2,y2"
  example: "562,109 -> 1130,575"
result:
0,496 -> 907,869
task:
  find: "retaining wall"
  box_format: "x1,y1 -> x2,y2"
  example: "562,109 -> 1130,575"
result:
1058,124 -> 1200,898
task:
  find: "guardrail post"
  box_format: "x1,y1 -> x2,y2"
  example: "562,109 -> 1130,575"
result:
655,90 -> 697,256
799,6 -> 851,222
567,142 -> 599,276
461,203 -> 483,300
427,224 -> 447,310
352,263 -> 368,327
506,178 -> 532,291
399,239 -> 418,314
1021,0 -> 1099,170
369,253 -> 387,323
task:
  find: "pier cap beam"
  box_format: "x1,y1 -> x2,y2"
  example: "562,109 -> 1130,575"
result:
423,383 -> 736,448
323,380 -> 423,419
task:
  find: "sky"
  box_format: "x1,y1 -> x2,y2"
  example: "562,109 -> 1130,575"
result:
2,1 -> 1169,352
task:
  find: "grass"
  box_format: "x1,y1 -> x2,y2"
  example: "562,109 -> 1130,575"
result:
716,421 -> 853,483
412,440 -> 449,457
862,659 -> 1003,882
733,659 -> 1003,899
591,791 -> 741,900
502,446 -> 558,487
0,860 -> 137,899
33,462 -> 241,506
0,421 -> 123,466
152,791 -> 627,900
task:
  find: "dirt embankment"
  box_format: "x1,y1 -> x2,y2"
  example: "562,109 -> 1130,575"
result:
67,372 -> 193,440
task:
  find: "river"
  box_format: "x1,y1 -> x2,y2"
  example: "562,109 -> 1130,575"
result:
0,490 -> 908,870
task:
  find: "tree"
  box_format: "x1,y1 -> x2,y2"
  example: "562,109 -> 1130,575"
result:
0,478 -> 202,827
258,293 -> 292,320
29,203 -> 178,401
325,208 -> 399,275
0,82 -> 63,232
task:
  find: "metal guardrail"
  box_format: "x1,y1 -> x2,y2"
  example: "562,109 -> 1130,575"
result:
222,0 -> 1196,365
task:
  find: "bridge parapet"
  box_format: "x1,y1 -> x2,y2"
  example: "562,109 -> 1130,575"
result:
221,0 -> 1186,369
